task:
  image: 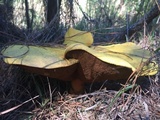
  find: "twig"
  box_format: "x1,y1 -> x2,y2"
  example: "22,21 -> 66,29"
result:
0,95 -> 39,115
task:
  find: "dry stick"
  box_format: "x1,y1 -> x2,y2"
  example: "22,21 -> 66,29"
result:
0,95 -> 39,115
109,52 -> 147,112
143,101 -> 149,119
155,0 -> 160,11
0,31 -> 22,40
58,91 -> 110,110
113,1 -> 160,42
121,44 -> 157,112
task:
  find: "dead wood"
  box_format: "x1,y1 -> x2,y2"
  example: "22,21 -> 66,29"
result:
113,0 -> 160,42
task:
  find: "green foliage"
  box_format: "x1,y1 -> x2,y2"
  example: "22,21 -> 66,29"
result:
7,0 -> 159,39
69,0 -> 157,42
0,0 -> 3,4
108,84 -> 136,111
12,0 -> 46,29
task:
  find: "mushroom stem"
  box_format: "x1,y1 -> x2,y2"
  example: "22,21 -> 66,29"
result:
70,78 -> 84,94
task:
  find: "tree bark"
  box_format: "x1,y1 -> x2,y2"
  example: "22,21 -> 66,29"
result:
25,0 -> 31,31
47,0 -> 61,23
112,0 -> 160,42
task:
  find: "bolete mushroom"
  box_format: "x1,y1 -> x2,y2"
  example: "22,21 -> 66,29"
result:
1,44 -> 79,86
1,28 -> 158,94
1,42 -> 158,94
65,42 -> 158,93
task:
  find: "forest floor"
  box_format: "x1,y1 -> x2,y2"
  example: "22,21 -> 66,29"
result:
0,37 -> 160,120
